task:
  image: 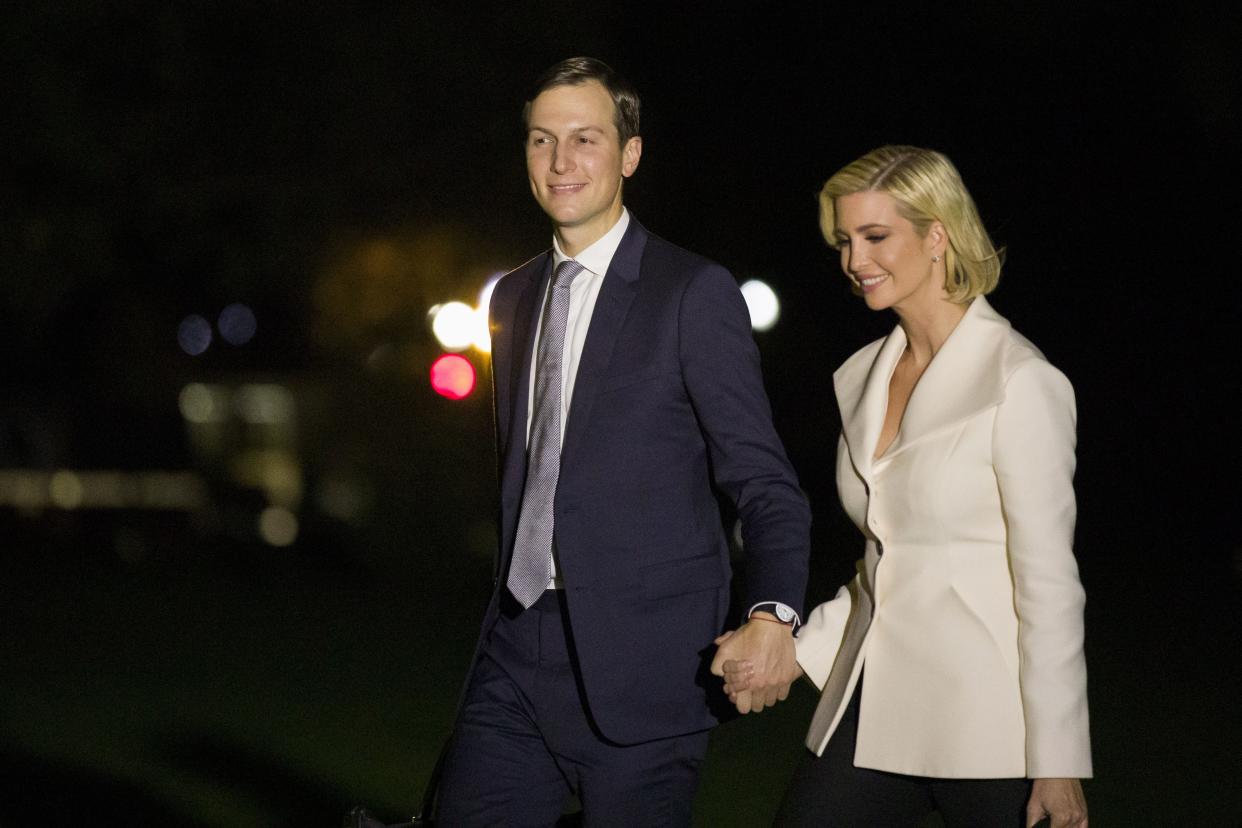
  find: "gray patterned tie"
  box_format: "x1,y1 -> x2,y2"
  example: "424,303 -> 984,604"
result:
507,259 -> 584,608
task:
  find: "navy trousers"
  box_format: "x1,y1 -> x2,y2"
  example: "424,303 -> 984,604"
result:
774,681 -> 1032,827
438,590 -> 711,827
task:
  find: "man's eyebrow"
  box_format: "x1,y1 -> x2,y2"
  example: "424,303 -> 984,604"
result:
528,125 -> 607,136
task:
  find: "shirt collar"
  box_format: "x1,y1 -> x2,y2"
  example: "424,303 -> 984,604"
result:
551,207 -> 630,278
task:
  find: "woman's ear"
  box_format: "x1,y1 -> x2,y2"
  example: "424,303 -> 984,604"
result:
926,220 -> 948,257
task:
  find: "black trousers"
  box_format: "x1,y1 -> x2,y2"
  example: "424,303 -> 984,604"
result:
775,682 -> 1032,828
438,590 -> 711,827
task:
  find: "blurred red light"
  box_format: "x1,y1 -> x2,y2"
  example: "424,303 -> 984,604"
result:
430,354 -> 476,399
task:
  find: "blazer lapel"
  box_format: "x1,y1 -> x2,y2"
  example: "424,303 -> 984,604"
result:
834,296 -> 1013,476
558,219 -> 646,469
834,326 -> 907,485
880,296 -> 1011,462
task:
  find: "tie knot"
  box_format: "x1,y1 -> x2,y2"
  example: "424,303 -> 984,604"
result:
554,260 -> 584,289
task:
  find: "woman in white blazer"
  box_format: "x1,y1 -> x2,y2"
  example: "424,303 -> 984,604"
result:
724,146 -> 1090,827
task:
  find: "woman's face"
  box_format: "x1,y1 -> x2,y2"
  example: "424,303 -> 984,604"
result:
832,190 -> 943,313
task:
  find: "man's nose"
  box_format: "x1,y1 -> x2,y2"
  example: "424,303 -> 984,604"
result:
551,144 -> 576,175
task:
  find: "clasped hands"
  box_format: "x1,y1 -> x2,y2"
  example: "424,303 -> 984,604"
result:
710,613 -> 803,714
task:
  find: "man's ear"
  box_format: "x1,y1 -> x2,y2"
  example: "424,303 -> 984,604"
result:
622,136 -> 642,178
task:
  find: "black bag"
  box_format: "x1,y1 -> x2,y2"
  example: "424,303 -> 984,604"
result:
343,739 -> 446,827
342,805 -> 425,828
342,805 -> 422,828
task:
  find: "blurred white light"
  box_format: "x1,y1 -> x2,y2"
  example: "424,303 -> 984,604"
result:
740,280 -> 780,331
218,303 -> 258,345
470,306 -> 492,353
178,314 -> 213,355
431,301 -> 477,351
258,506 -> 299,547
478,273 -> 503,311
49,471 -> 84,509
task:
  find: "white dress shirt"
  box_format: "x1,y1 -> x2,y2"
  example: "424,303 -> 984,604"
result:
527,209 -> 630,585
526,208 -> 631,448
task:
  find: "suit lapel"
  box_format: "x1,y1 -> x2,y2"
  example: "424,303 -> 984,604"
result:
559,219 -> 646,469
500,253 -> 551,462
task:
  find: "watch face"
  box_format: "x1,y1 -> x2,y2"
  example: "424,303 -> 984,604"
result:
775,605 -> 795,623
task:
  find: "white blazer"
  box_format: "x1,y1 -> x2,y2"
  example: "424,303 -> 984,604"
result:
796,296 -> 1092,779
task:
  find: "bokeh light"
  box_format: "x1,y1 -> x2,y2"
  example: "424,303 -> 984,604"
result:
431,301 -> 477,351
178,314 -> 213,355
49,471 -> 84,509
258,506 -> 299,546
472,274 -> 503,354
470,307 -> 492,353
179,383 -> 227,423
478,273 -> 503,312
218,302 -> 258,345
740,279 -> 780,331
316,476 -> 370,523
233,384 -> 295,425
430,354 -> 476,399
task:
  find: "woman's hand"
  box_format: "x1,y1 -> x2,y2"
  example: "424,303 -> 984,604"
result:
1027,778 -> 1087,827
714,630 -> 804,709
713,630 -> 752,704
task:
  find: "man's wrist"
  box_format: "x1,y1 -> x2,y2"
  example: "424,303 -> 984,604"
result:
748,601 -> 800,631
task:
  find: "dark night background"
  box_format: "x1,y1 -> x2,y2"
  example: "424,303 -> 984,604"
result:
2,3 -> 1238,826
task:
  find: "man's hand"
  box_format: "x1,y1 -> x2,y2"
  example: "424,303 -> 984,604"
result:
1027,778 -> 1087,828
710,614 -> 800,714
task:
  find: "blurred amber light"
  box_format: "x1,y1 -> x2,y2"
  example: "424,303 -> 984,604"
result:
0,470 -> 207,512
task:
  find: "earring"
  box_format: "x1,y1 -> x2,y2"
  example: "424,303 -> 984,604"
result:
932,255 -> 941,263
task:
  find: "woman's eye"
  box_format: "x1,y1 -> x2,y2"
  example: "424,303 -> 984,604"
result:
865,235 -> 887,243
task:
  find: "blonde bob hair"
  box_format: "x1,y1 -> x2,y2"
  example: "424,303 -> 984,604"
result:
819,145 -> 1003,302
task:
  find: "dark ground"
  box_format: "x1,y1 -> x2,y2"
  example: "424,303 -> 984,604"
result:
2,470 -> 1239,826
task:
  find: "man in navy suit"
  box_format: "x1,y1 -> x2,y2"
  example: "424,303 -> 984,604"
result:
437,57 -> 810,826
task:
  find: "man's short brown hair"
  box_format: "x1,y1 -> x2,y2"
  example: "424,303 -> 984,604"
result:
522,56 -> 641,144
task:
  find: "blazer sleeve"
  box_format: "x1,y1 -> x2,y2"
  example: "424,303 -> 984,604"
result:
676,264 -> 811,615
795,582 -> 854,689
993,358 -> 1093,778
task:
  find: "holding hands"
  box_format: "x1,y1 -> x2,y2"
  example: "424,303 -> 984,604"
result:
710,613 -> 803,714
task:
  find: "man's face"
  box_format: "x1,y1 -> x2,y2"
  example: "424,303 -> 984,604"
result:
525,81 -> 641,246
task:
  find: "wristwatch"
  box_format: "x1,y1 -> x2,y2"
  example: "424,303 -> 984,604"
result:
750,601 -> 797,626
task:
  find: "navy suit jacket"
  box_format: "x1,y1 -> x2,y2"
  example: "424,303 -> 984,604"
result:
481,217 -> 810,744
